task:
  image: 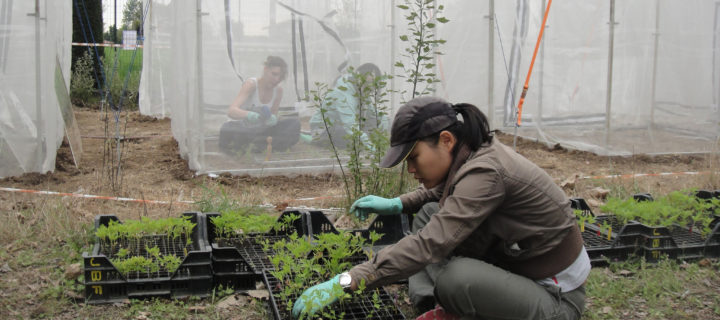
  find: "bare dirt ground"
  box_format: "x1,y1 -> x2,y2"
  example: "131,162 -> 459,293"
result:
0,107 -> 719,319
4,108 -> 718,221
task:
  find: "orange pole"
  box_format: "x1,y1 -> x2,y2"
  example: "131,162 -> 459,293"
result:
516,0 -> 553,126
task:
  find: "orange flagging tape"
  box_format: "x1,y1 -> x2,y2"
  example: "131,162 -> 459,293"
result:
0,186 -> 341,206
0,186 -> 193,205
71,42 -> 144,48
579,171 -> 718,180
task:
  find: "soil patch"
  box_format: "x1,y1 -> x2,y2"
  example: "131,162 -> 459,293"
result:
0,108 -> 718,221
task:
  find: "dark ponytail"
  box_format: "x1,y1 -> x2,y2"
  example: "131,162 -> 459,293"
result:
420,102 -> 492,152
451,103 -> 491,151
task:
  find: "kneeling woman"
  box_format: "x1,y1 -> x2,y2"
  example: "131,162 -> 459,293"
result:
219,56 -> 300,155
294,96 -> 589,320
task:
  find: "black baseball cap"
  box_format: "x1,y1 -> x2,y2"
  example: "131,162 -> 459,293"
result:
380,97 -> 459,168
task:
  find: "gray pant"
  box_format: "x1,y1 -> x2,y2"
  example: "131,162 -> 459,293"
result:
408,203 -> 585,320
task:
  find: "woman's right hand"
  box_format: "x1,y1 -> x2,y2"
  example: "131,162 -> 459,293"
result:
350,195 -> 402,221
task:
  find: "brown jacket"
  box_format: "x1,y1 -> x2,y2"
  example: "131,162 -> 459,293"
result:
349,138 -> 582,288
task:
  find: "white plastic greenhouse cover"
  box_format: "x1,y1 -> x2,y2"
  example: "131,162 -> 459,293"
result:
140,0 -> 720,176
0,1 -> 72,178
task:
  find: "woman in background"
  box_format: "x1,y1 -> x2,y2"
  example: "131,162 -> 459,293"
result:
306,63 -> 389,150
219,56 -> 300,155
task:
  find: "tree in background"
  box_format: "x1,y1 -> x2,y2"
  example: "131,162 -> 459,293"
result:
72,0 -> 104,89
104,24 -> 121,44
123,0 -> 143,35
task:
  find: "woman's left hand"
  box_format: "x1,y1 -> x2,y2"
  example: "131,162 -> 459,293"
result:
265,114 -> 278,126
350,196 -> 403,221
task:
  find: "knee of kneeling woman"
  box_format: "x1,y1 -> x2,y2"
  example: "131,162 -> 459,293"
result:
433,262 -> 469,314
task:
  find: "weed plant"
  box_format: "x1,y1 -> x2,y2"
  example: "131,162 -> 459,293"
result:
311,68 -> 413,212
68,48 -> 142,110
600,190 -> 718,237
584,257 -> 720,319
194,184 -> 244,214
394,0 -> 449,101
70,51 -> 97,107
394,0 -> 449,190
94,216 -> 195,278
266,230 -> 387,319
101,48 -> 142,110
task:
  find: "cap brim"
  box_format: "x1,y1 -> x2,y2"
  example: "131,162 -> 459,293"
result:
380,140 -> 417,168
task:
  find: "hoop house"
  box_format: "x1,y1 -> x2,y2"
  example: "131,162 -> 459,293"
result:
0,1 -> 72,178
140,0 -> 394,175
3,1 -> 718,178
140,0 -> 720,177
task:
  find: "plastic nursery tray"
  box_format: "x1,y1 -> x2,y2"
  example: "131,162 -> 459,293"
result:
306,210 -> 411,247
668,225 -> 708,261
82,212 -> 212,304
701,218 -> 720,258
263,271 -> 406,320
626,192 -> 720,261
573,194 -> 720,263
581,228 -> 633,266
695,190 -> 720,227
571,198 -> 645,249
208,210 -> 307,290
698,190 -> 720,257
633,222 -> 720,262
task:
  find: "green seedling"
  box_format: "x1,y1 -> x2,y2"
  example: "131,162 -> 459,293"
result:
600,189 -> 717,238
267,227 -> 388,319
95,215 -> 197,278
574,209 -> 596,232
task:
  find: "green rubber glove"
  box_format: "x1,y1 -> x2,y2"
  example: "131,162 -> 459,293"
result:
350,195 -> 402,221
292,274 -> 342,318
299,133 -> 313,143
246,111 -> 260,123
265,114 -> 278,126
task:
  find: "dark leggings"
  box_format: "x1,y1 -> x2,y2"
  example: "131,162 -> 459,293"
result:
218,117 -> 300,155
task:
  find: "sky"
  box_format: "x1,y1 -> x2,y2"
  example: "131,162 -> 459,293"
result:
102,0 -> 128,31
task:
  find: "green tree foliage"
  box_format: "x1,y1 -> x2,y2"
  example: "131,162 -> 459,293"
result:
72,0 -> 104,89
122,0 -> 143,33
70,52 -> 96,107
395,0 -> 449,101
310,68 -> 403,209
104,24 -> 122,44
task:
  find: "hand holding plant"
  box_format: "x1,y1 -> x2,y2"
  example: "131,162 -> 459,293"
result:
291,275 -> 343,319
350,196 -> 403,221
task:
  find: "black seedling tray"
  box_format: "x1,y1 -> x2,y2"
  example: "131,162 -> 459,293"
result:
701,218 -> 720,258
585,215 -> 645,248
669,225 -> 707,261
208,210 -> 307,290
306,210 -> 410,247
570,197 -> 594,218
83,212 -> 212,304
263,271 -> 405,320
572,198 -> 643,248
572,195 -> 720,263
581,228 -> 633,266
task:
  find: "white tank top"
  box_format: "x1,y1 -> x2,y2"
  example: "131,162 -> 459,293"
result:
240,78 -> 278,110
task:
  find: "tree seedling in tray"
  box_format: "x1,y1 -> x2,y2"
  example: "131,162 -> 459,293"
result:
94,216 -> 195,279
600,190 -> 716,237
266,229 -> 393,319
